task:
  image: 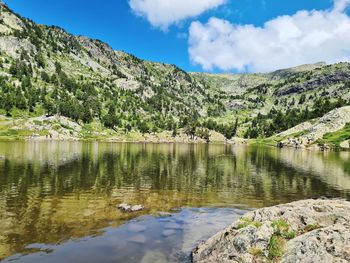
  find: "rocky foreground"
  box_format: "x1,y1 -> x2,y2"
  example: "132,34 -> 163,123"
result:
192,199 -> 350,263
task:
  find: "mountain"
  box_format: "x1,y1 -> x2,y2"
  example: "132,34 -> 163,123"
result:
0,3 -> 350,146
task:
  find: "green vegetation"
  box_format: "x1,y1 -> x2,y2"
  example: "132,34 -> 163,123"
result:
244,98 -> 348,139
1,3 -> 350,142
266,219 -> 296,260
268,235 -> 284,260
237,217 -> 262,229
322,123 -> 350,147
249,247 -> 264,257
271,219 -> 296,240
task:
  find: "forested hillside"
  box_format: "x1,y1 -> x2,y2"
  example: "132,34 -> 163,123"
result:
1,2 -> 350,143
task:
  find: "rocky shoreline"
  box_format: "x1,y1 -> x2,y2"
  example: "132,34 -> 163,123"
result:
192,199 -> 350,263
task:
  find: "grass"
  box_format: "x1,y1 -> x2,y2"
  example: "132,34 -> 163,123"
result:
322,122 -> 350,147
237,217 -> 262,229
0,128 -> 50,139
249,247 -> 264,257
266,219 -> 296,261
268,236 -> 285,260
271,219 -> 296,240
250,138 -> 277,147
251,130 -> 309,147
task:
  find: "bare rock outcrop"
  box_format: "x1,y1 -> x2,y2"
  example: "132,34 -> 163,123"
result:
276,106 -> 350,149
192,199 -> 350,263
309,106 -> 350,140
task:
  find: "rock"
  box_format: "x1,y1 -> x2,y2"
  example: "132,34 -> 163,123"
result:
192,199 -> 350,263
128,234 -> 146,244
277,141 -> 286,148
157,212 -> 172,217
118,203 -> 144,212
162,229 -> 176,237
141,251 -> 168,263
282,224 -> 350,263
276,72 -> 350,96
275,106 -> 350,150
228,100 -> 247,110
340,140 -> 350,149
118,203 -> 131,212
128,224 -> 147,233
131,205 -> 144,212
277,122 -> 313,138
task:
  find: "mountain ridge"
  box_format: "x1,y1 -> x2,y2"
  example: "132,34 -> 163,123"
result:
1,3 -> 350,148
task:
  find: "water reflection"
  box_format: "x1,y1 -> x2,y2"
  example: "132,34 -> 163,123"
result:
4,207 -> 247,263
0,142 -> 349,261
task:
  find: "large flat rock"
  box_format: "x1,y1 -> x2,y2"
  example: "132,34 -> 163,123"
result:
192,199 -> 350,263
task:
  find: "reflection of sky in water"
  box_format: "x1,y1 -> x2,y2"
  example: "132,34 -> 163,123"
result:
4,207 -> 246,263
1,141 -> 350,261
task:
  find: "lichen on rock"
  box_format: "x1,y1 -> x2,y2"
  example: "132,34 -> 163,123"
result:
192,199 -> 350,263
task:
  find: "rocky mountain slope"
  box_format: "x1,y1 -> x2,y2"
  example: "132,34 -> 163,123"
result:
276,106 -> 350,149
0,2 -> 350,145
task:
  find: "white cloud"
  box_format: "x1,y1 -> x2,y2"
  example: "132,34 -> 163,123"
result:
188,0 -> 350,72
334,0 -> 350,12
129,0 -> 226,30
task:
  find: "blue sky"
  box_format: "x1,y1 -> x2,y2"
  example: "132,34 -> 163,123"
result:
4,0 -> 350,73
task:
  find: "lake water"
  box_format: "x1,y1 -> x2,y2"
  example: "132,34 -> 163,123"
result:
0,142 -> 350,262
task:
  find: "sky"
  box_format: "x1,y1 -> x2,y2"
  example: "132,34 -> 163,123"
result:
3,0 -> 350,73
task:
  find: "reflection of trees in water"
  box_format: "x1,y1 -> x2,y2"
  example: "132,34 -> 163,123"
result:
0,142 -> 350,259
272,148 -> 350,194
247,147 -> 350,205
1,143 -> 350,206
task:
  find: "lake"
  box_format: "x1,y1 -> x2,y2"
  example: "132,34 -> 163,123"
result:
0,142 -> 350,262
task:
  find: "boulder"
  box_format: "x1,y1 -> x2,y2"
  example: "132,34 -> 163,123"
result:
340,140 -> 350,149
131,205 -> 144,212
192,199 -> 350,263
118,203 -> 131,211
118,203 -> 144,212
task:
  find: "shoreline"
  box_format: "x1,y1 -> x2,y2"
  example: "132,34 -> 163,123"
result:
0,135 -> 346,152
0,115 -> 347,150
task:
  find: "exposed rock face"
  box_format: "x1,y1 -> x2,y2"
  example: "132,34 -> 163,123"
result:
228,100 -> 247,110
340,140 -> 350,149
0,36 -> 36,58
276,72 -> 350,96
309,106 -> 350,140
192,199 -> 350,263
282,224 -> 350,263
276,106 -> 350,149
277,122 -> 313,138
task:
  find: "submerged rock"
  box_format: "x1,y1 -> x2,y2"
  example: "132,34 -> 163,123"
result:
118,203 -> 144,212
157,212 -> 172,217
192,199 -> 350,263
162,229 -> 176,237
128,234 -> 146,244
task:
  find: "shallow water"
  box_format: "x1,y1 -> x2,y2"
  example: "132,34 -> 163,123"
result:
0,142 -> 350,262
4,207 -> 247,263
